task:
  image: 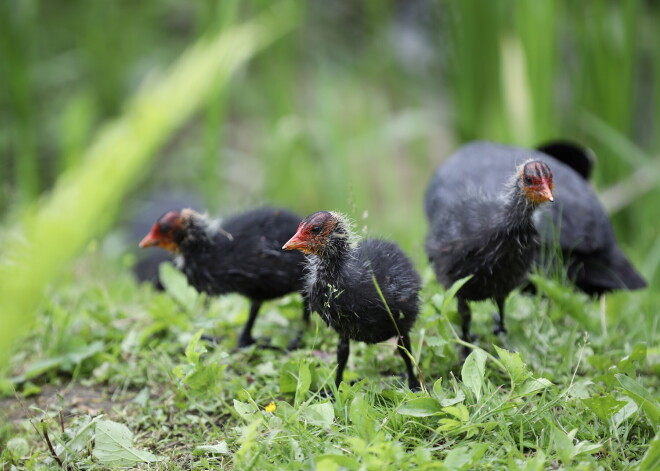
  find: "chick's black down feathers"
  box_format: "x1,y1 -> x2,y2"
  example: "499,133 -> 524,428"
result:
180,208 -> 306,302
284,211 -> 421,390
307,238 -> 420,344
142,207 -> 308,348
425,141 -> 646,296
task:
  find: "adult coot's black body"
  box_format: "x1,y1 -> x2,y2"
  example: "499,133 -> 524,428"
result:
140,207 -> 309,348
425,141 -> 646,296
426,160 -> 555,341
283,211 -> 421,391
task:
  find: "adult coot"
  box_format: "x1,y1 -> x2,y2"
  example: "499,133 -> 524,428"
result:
425,141 -> 646,297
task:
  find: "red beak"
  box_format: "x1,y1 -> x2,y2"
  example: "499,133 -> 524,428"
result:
539,183 -> 554,202
283,231 -> 310,253
139,226 -> 161,248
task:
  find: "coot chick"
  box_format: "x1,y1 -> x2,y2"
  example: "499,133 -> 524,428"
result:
129,191 -> 204,290
425,160 -> 554,341
283,211 -> 421,391
140,207 -> 309,348
425,141 -> 646,296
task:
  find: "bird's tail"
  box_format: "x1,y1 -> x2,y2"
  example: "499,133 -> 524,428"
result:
567,247 -> 647,295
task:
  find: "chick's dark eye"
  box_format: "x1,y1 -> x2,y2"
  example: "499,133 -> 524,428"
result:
310,225 -> 321,235
159,222 -> 172,234
524,176 -> 533,185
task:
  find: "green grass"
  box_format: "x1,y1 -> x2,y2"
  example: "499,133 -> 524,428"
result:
1,1 -> 659,469
0,252 -> 657,470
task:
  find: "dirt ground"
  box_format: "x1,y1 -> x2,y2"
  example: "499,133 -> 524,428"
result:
1,383 -> 135,430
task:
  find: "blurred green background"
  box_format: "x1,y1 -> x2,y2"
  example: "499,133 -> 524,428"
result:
1,0 -> 658,359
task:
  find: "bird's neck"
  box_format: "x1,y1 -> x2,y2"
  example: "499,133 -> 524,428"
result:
180,216 -> 216,254
502,183 -> 538,231
312,234 -> 352,279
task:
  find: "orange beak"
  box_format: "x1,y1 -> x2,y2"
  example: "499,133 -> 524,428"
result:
283,231 -> 311,254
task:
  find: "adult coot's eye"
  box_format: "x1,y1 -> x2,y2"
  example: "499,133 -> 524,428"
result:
311,225 -> 321,235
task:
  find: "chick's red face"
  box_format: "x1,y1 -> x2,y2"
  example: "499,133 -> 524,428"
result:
139,210 -> 185,252
521,161 -> 554,204
282,211 -> 336,255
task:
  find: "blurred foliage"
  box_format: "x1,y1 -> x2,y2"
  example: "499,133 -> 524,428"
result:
0,1 -> 298,364
0,0 -> 658,361
0,3 -> 658,468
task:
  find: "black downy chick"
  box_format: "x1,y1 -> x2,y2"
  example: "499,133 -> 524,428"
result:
140,207 -> 309,348
425,160 -> 554,342
283,211 -> 421,391
425,141 -> 646,296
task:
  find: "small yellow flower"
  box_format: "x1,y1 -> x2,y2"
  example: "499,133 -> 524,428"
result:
264,401 -> 277,413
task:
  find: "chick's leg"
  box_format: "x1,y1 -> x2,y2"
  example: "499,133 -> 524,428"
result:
458,298 -> 472,342
238,300 -> 262,348
397,332 -> 420,391
458,298 -> 473,360
493,297 -> 507,335
288,300 -> 310,351
335,335 -> 350,388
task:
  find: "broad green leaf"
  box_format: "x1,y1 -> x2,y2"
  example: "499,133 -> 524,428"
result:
184,363 -> 225,393
6,437 -> 29,458
349,393 -> 375,439
616,374 -> 660,426
551,427 -> 574,464
194,441 -> 229,456
461,349 -> 487,401
437,418 -> 463,433
301,402 -> 335,427
279,360 -> 298,394
432,275 -> 473,315
443,443 -> 487,470
93,419 -> 165,466
295,361 -> 311,406
616,343 -> 647,375
518,378 -> 553,396
315,454 -> 361,471
159,262 -> 199,310
233,399 -> 259,420
397,397 -> 443,417
612,396 -> 638,429
522,450 -> 546,471
442,445 -> 472,470
432,377 -> 443,398
440,389 -> 466,407
443,404 -> 470,422
185,329 -> 206,365
637,432 -> 660,471
494,345 -> 530,386
582,394 -> 627,422
572,440 -> 602,457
